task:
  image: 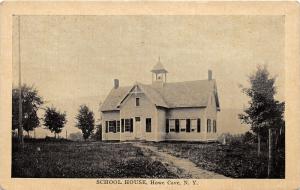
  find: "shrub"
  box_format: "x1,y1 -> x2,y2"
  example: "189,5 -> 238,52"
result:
218,132 -> 256,146
69,132 -> 83,141
218,133 -> 243,145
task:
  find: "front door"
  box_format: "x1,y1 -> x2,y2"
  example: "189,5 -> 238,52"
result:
135,117 -> 142,139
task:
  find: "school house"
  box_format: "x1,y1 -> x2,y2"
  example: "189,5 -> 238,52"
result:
100,60 -> 220,142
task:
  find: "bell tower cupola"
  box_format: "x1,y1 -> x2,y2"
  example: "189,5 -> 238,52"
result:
151,57 -> 168,84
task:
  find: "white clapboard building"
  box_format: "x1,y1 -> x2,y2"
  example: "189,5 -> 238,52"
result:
100,60 -> 220,142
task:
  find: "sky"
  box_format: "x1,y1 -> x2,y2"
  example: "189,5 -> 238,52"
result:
12,15 -> 285,137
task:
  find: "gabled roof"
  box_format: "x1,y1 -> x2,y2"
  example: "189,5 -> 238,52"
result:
101,86 -> 131,112
138,83 -> 169,108
100,79 -> 220,112
150,80 -> 216,108
114,83 -> 169,108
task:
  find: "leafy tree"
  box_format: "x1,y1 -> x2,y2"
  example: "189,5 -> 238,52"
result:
75,105 -> 95,140
43,107 -> 67,138
91,124 -> 102,141
239,65 -> 285,156
12,84 -> 44,137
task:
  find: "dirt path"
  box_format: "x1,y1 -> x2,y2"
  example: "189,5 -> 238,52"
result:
133,143 -> 229,179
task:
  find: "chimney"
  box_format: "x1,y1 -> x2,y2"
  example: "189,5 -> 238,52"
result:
114,79 -> 119,89
208,70 -> 212,80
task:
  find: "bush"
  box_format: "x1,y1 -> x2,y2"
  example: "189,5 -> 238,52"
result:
218,133 -> 243,145
69,132 -> 83,141
218,132 -> 256,146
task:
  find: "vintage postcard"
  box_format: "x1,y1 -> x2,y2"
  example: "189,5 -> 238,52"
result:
0,1 -> 299,190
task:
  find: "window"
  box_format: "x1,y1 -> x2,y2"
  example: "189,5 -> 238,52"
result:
213,120 -> 217,133
109,121 -> 116,133
186,119 -> 191,133
136,98 -> 140,106
125,119 -> 132,132
146,118 -> 151,132
135,117 -> 140,122
207,119 -> 211,133
180,120 -> 186,132
175,119 -> 180,133
121,119 -> 124,132
169,119 -> 175,132
191,119 -> 197,132
166,119 -> 169,133
197,119 -> 201,133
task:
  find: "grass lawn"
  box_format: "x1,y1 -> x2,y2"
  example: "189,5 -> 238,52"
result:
12,140 -> 284,178
149,142 -> 285,178
12,140 -> 177,178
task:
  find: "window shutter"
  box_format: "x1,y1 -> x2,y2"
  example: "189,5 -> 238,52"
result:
130,118 -> 133,132
117,120 -> 120,132
186,119 -> 191,132
215,121 -> 217,132
207,119 -> 209,132
121,119 -> 124,132
197,119 -> 201,133
175,119 -> 180,133
105,121 -> 108,133
213,120 -> 217,133
166,119 -> 169,133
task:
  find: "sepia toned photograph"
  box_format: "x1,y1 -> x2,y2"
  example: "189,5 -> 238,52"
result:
10,14 -> 286,179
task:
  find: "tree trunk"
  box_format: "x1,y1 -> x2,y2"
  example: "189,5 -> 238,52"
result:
274,129 -> 279,150
257,133 -> 261,157
268,128 -> 275,178
27,131 -> 30,138
55,133 -> 57,139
